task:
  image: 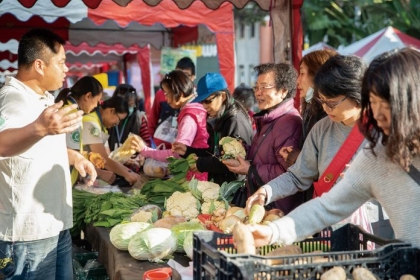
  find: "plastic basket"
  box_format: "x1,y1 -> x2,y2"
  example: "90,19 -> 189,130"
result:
193,224 -> 418,279
73,252 -> 110,280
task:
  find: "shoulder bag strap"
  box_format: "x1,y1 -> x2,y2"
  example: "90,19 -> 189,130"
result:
313,124 -> 365,198
407,165 -> 420,185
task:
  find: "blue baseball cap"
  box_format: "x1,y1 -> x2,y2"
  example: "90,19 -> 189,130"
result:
194,73 -> 228,103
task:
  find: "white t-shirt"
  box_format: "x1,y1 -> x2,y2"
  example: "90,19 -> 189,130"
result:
0,76 -> 73,241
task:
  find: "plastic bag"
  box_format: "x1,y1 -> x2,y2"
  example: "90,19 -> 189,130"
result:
109,133 -> 144,164
153,116 -> 178,144
142,143 -> 168,178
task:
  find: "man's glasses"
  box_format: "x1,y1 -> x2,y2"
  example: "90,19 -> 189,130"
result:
200,95 -> 217,105
252,84 -> 275,92
314,96 -> 348,109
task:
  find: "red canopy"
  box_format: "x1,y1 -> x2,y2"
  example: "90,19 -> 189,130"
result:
0,0 -> 235,114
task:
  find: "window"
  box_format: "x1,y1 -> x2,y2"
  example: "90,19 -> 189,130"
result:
240,23 -> 245,38
250,23 -> 255,38
239,65 -> 245,84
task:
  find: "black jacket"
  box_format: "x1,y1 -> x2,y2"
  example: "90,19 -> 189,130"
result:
184,103 -> 253,185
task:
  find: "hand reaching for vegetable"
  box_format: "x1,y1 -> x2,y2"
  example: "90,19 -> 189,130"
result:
222,155 -> 250,175
171,142 -> 187,156
97,169 -> 116,185
245,187 -> 268,215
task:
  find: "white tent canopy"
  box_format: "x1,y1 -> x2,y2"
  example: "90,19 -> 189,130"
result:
339,26 -> 420,63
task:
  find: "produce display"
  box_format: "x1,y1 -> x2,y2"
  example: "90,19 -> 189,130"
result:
72,149 -> 414,275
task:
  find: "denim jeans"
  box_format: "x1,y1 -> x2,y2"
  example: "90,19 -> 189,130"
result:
0,230 -> 73,280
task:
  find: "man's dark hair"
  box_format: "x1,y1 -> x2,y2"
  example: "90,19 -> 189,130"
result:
18,28 -> 65,69
176,57 -> 195,75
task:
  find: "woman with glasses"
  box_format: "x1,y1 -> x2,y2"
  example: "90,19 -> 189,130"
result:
136,70 -> 209,180
108,84 -> 151,151
82,95 -> 142,186
246,48 -> 420,249
223,63 -> 304,214
171,73 -> 253,186
280,50 -> 337,200
55,76 -> 103,185
245,55 -> 374,234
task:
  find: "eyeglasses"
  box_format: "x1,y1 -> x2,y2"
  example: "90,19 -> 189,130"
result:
115,112 -> 123,122
252,84 -> 275,92
200,95 -> 218,105
314,96 -> 348,109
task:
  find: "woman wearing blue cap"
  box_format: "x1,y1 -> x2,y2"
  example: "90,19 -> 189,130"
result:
172,73 -> 253,186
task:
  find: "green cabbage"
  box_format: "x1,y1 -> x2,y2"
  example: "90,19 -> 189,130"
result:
109,222 -> 151,251
128,228 -> 177,263
171,221 -> 205,253
183,231 -> 194,259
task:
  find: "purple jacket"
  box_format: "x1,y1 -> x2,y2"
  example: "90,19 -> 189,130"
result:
247,98 -> 304,214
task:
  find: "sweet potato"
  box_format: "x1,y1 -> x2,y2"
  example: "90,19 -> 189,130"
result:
232,222 -> 256,254
352,267 -> 378,280
400,275 -> 417,280
264,245 -> 302,265
320,266 -> 346,280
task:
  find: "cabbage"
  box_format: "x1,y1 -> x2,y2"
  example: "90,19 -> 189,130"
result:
109,222 -> 151,251
128,228 -> 177,263
171,221 -> 205,253
183,231 -> 194,259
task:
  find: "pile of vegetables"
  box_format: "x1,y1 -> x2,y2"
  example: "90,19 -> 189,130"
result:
72,189 -> 96,236
166,154 -> 197,184
140,178 -> 187,208
84,191 -> 148,227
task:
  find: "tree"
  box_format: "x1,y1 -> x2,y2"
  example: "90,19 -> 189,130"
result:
302,0 -> 420,48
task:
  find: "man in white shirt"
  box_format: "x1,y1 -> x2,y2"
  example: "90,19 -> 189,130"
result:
0,28 -> 96,280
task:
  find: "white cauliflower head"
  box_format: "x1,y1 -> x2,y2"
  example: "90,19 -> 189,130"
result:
201,200 -> 226,214
196,181 -> 220,202
219,137 -> 246,160
165,191 -> 200,220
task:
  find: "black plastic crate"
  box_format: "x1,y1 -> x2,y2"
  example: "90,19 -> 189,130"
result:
73,252 -> 109,280
193,224 -> 416,280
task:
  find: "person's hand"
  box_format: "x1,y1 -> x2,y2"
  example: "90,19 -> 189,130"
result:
245,187 -> 268,215
246,223 -> 273,247
279,146 -> 294,161
131,136 -> 146,152
222,155 -> 250,175
98,169 -> 116,185
171,142 -> 187,156
124,171 -> 141,185
74,153 -> 97,186
35,102 -> 83,136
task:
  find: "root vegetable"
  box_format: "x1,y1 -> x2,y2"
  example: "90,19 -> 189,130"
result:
232,222 -> 256,254
218,215 -> 240,233
264,208 -> 284,218
264,245 -> 302,265
248,204 -> 265,224
262,213 -> 282,224
320,266 -> 346,280
352,267 -> 378,280
400,275 -> 417,280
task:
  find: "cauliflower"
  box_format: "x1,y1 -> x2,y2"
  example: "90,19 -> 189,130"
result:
130,211 -> 153,223
165,191 -> 200,220
201,200 -> 226,214
197,181 -> 220,202
219,137 -> 246,160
